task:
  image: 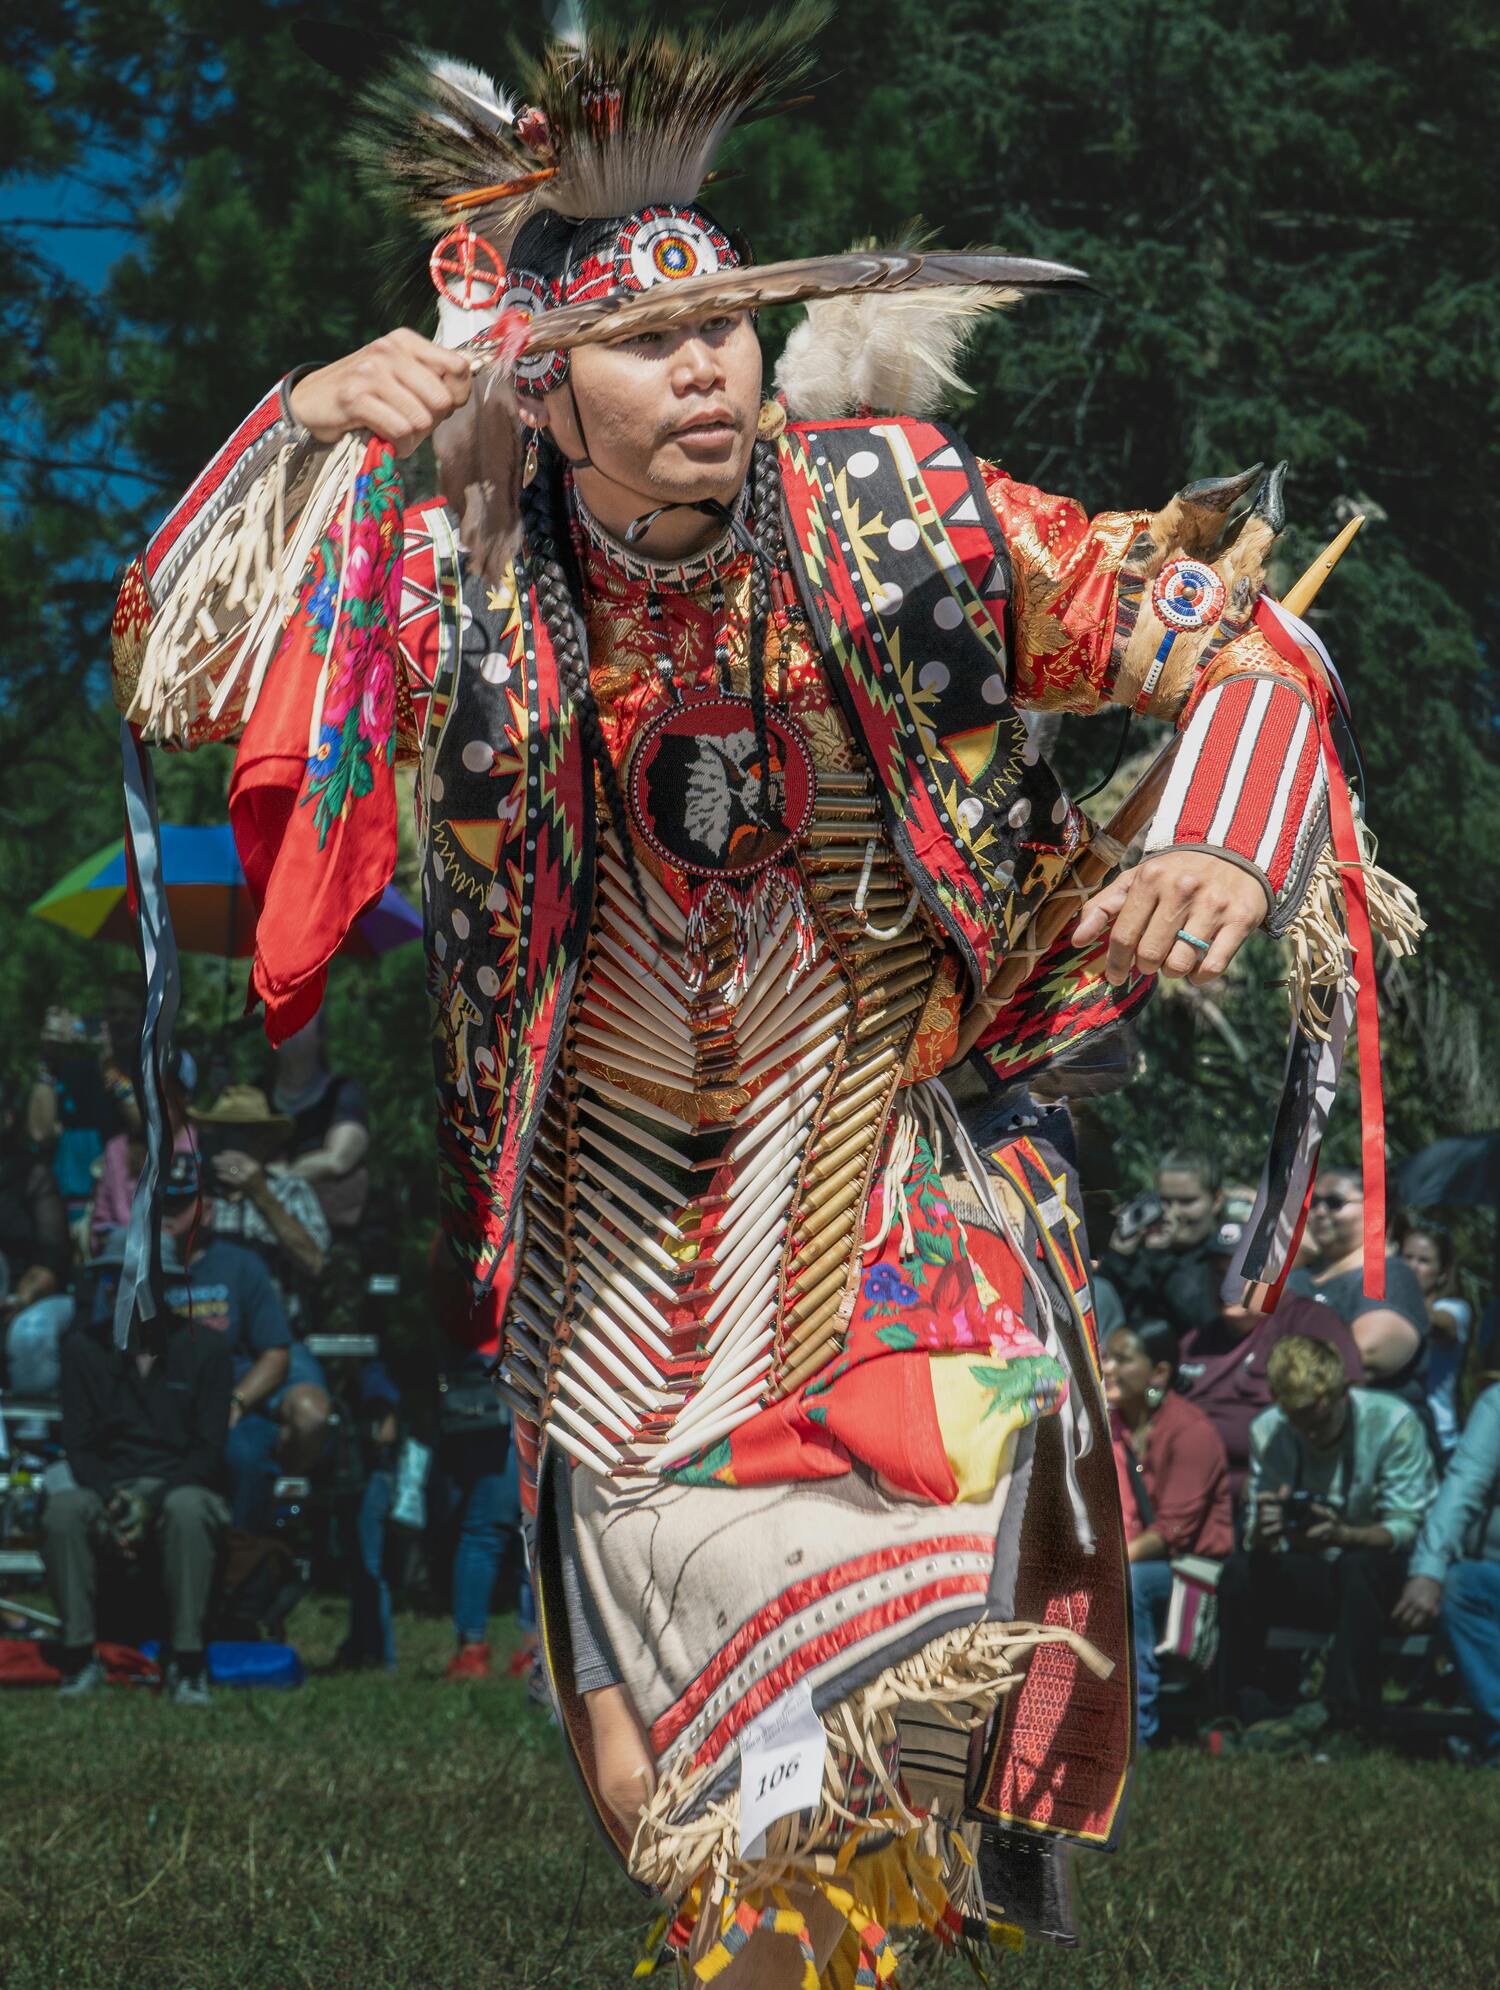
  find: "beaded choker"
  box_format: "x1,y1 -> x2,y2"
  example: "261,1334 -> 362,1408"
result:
571,479 -> 751,590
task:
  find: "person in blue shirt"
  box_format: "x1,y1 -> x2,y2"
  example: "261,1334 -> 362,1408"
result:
1219,1334 -> 1436,1735
1396,1382 -> 1500,1765
105,1149 -> 328,1532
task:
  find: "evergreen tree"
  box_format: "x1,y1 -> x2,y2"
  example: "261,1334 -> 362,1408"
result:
3,1 -> 1495,1239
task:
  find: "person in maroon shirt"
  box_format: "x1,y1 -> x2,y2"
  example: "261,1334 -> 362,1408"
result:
1176,1237 -> 1362,1502
1104,1318 -> 1233,1743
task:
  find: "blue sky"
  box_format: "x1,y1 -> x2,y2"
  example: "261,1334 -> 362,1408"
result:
0,170 -> 137,287
1,162 -> 171,517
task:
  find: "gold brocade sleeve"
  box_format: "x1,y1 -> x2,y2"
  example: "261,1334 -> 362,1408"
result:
978,458 -> 1283,725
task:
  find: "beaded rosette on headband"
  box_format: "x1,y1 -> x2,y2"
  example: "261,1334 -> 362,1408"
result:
498,201 -> 740,396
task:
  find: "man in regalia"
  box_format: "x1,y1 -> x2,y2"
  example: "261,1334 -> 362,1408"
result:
111,9 -> 1416,1981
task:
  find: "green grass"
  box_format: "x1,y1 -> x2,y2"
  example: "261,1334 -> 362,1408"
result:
3,1600 -> 1499,1988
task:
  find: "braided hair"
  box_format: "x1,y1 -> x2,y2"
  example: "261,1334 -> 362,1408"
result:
744,435 -> 783,822
519,436 -> 652,922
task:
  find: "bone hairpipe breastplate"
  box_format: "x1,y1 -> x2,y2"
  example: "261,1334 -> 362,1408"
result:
502,765 -> 940,1476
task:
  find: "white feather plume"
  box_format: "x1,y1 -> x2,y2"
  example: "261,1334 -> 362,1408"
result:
774,274 -> 1021,421
425,56 -> 514,135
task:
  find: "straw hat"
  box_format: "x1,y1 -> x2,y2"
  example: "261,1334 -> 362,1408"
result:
188,1085 -> 293,1132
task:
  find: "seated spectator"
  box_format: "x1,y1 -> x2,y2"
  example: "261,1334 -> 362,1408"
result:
145,1152 -> 327,1534
1177,1235 -> 1361,1501
190,1086 -> 330,1316
1102,1151 -> 1225,1342
44,1294 -> 232,1704
1287,1166 -> 1429,1415
90,1048 -> 197,1253
1,1084 -> 71,1376
1397,1217 -> 1472,1462
1217,1335 -> 1437,1738
1104,1318 -> 1232,1744
272,1020 -> 371,1338
29,1004 -> 137,1218
1394,1382 -> 1500,1765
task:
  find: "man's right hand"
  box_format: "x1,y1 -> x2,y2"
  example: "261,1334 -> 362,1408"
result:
288,330 -> 473,458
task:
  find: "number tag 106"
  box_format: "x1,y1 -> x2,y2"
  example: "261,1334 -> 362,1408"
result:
737,1679 -> 828,1856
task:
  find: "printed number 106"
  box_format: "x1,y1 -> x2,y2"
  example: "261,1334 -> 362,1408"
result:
755,1755 -> 801,1801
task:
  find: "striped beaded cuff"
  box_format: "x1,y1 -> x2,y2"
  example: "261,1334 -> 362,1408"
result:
1143,672 -> 1327,931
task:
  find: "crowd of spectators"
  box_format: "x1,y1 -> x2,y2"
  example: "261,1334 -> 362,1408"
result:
1100,1148 -> 1500,1763
1,1007 -> 530,1704
5,1013 -> 1496,1758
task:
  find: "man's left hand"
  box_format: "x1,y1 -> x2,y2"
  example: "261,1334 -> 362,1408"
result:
1393,1575 -> 1443,1630
1074,850 -> 1268,987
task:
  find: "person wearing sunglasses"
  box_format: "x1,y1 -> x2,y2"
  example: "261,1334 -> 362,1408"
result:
1288,1167 -> 1431,1424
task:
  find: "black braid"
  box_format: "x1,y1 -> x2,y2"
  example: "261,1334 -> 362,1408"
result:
746,436 -> 783,823
520,438 -> 652,923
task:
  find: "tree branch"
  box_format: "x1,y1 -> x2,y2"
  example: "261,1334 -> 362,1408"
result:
0,217 -> 140,231
0,444 -> 171,489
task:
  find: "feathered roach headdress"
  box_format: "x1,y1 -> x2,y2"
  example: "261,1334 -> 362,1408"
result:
349,4 -> 1088,404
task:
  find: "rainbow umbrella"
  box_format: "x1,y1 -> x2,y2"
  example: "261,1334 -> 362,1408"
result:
29,823 -> 421,958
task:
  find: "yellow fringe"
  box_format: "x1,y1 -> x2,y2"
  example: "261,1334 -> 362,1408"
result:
669,1824 -> 1022,1988
1284,809 -> 1424,1039
638,1612 -> 1083,1985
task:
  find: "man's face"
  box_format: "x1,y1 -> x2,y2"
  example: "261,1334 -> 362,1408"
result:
228,1124 -> 286,1169
1283,1388 -> 1347,1450
161,1195 -> 209,1244
1307,1174 -> 1363,1260
537,312 -> 762,510
1157,1168 -> 1220,1249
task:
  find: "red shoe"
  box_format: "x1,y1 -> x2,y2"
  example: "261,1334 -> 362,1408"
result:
446,1641 -> 492,1682
506,1640 -> 539,1678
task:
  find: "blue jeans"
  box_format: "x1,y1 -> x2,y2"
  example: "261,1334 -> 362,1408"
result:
1131,1558 -> 1175,1745
226,1412 -> 279,1533
346,1468 -> 397,1669
226,1344 -> 330,1533
1442,1560 -> 1500,1761
500,1438 -> 535,1635
435,1420 -> 512,1645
